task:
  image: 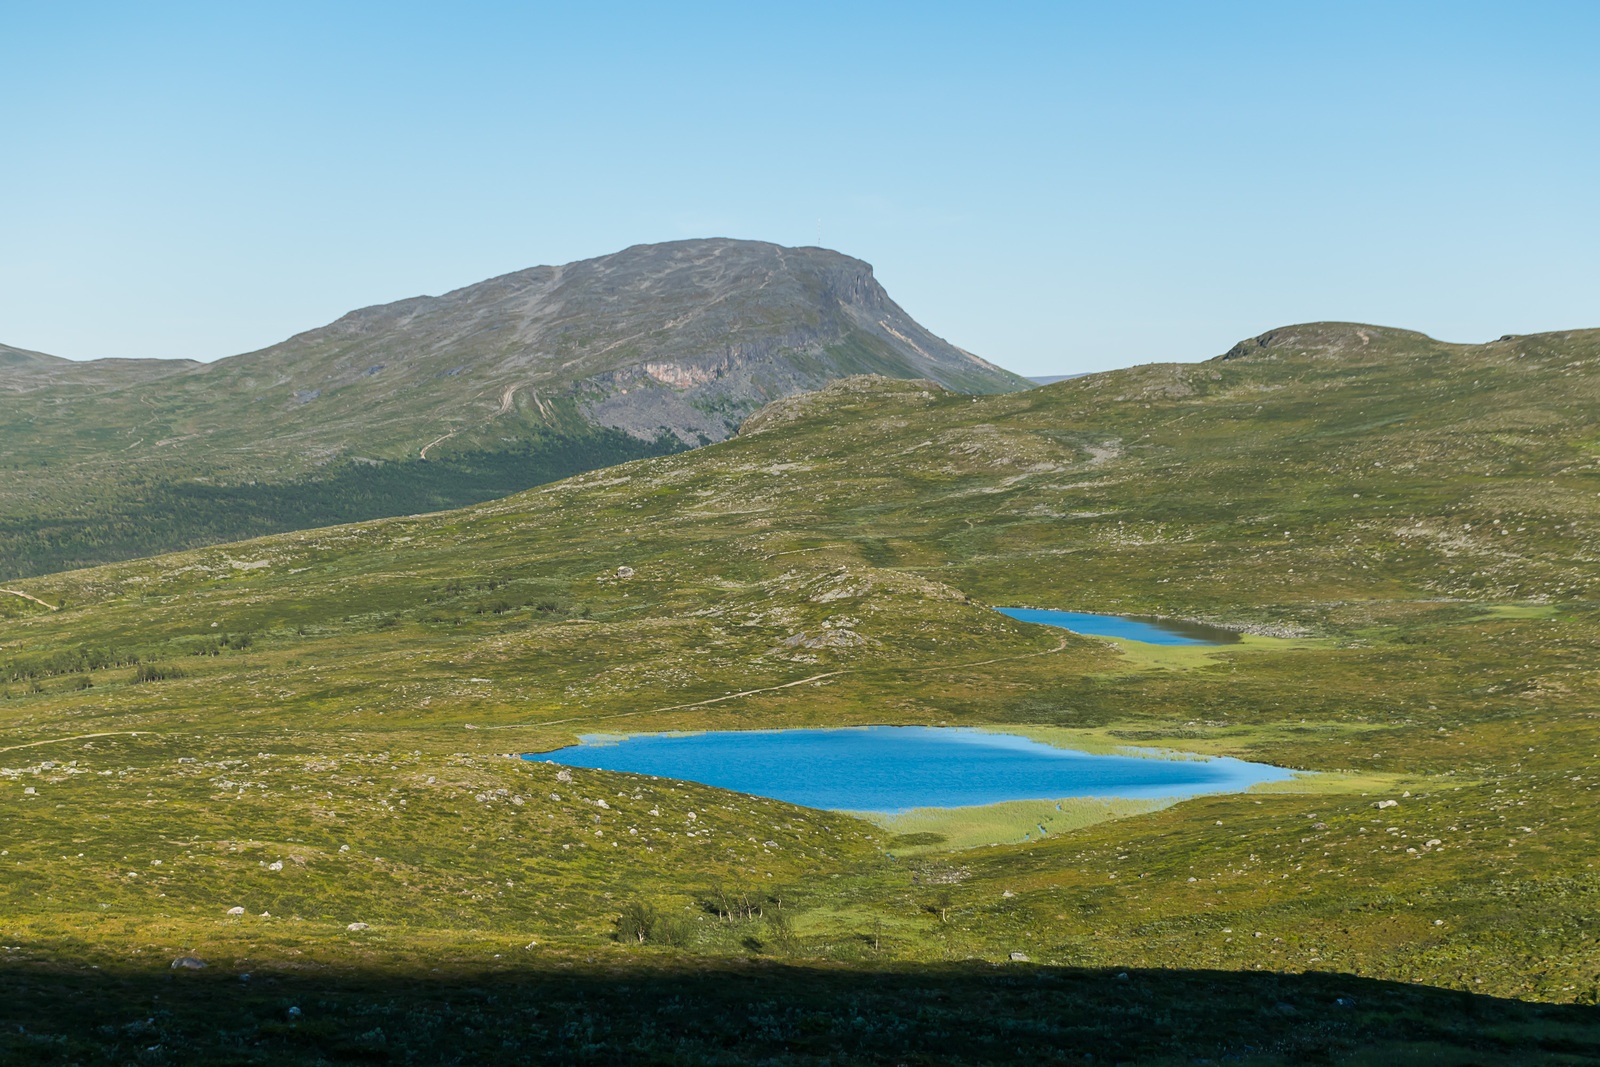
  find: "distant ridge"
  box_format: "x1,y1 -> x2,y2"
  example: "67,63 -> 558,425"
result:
0,238 -> 1029,577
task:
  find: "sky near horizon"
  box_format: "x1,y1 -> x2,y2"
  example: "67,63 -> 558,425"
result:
2,2 -> 1596,376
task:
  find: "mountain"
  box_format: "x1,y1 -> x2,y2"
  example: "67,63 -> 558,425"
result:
4,320 -> 1599,1060
0,239 -> 1029,578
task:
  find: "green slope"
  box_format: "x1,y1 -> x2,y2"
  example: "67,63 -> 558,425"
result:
3,321 -> 1600,1062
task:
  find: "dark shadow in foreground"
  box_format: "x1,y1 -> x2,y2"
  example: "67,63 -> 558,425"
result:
2,961 -> 1596,1065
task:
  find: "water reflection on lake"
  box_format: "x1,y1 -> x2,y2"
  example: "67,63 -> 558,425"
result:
993,608 -> 1242,646
529,726 -> 1292,814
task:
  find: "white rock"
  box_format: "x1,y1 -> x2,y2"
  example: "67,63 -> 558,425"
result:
226,906 -> 245,916
346,922 -> 370,931
1009,951 -> 1029,962
267,860 -> 284,871
615,566 -> 635,579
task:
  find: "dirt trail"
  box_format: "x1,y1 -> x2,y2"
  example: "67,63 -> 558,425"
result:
0,731 -> 148,755
419,427 -> 462,460
420,381 -> 528,459
0,589 -> 57,610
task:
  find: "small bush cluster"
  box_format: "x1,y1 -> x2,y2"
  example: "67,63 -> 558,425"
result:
189,632 -> 254,655
615,902 -> 694,946
0,645 -> 140,683
132,662 -> 186,683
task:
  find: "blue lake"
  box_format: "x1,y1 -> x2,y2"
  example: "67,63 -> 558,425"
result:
528,726 -> 1294,813
993,608 -> 1241,646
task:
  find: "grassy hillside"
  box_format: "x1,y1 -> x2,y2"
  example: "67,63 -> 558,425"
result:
3,323 -> 1600,1063
0,240 -> 1028,579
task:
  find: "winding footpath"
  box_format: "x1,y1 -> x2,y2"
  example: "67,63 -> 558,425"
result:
0,589 -> 56,610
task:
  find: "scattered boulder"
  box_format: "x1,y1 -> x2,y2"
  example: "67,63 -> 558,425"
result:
777,628 -> 865,651
226,906 -> 245,916
346,922 -> 370,932
267,860 -> 284,871
170,956 -> 207,970
615,566 -> 635,579
1373,799 -> 1398,809
1008,951 -> 1029,962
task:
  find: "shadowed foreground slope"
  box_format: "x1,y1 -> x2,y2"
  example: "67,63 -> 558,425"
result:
3,961 -> 1596,1065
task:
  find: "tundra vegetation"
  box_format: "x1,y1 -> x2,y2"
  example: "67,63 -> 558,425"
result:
2,322 -> 1599,1063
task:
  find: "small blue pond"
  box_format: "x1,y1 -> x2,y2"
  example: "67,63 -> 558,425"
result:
528,726 -> 1293,813
993,608 -> 1241,646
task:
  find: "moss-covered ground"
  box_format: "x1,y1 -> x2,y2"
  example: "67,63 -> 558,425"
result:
3,326 -> 1600,1062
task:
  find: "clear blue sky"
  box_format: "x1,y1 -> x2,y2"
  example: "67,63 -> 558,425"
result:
3,1 -> 1595,375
